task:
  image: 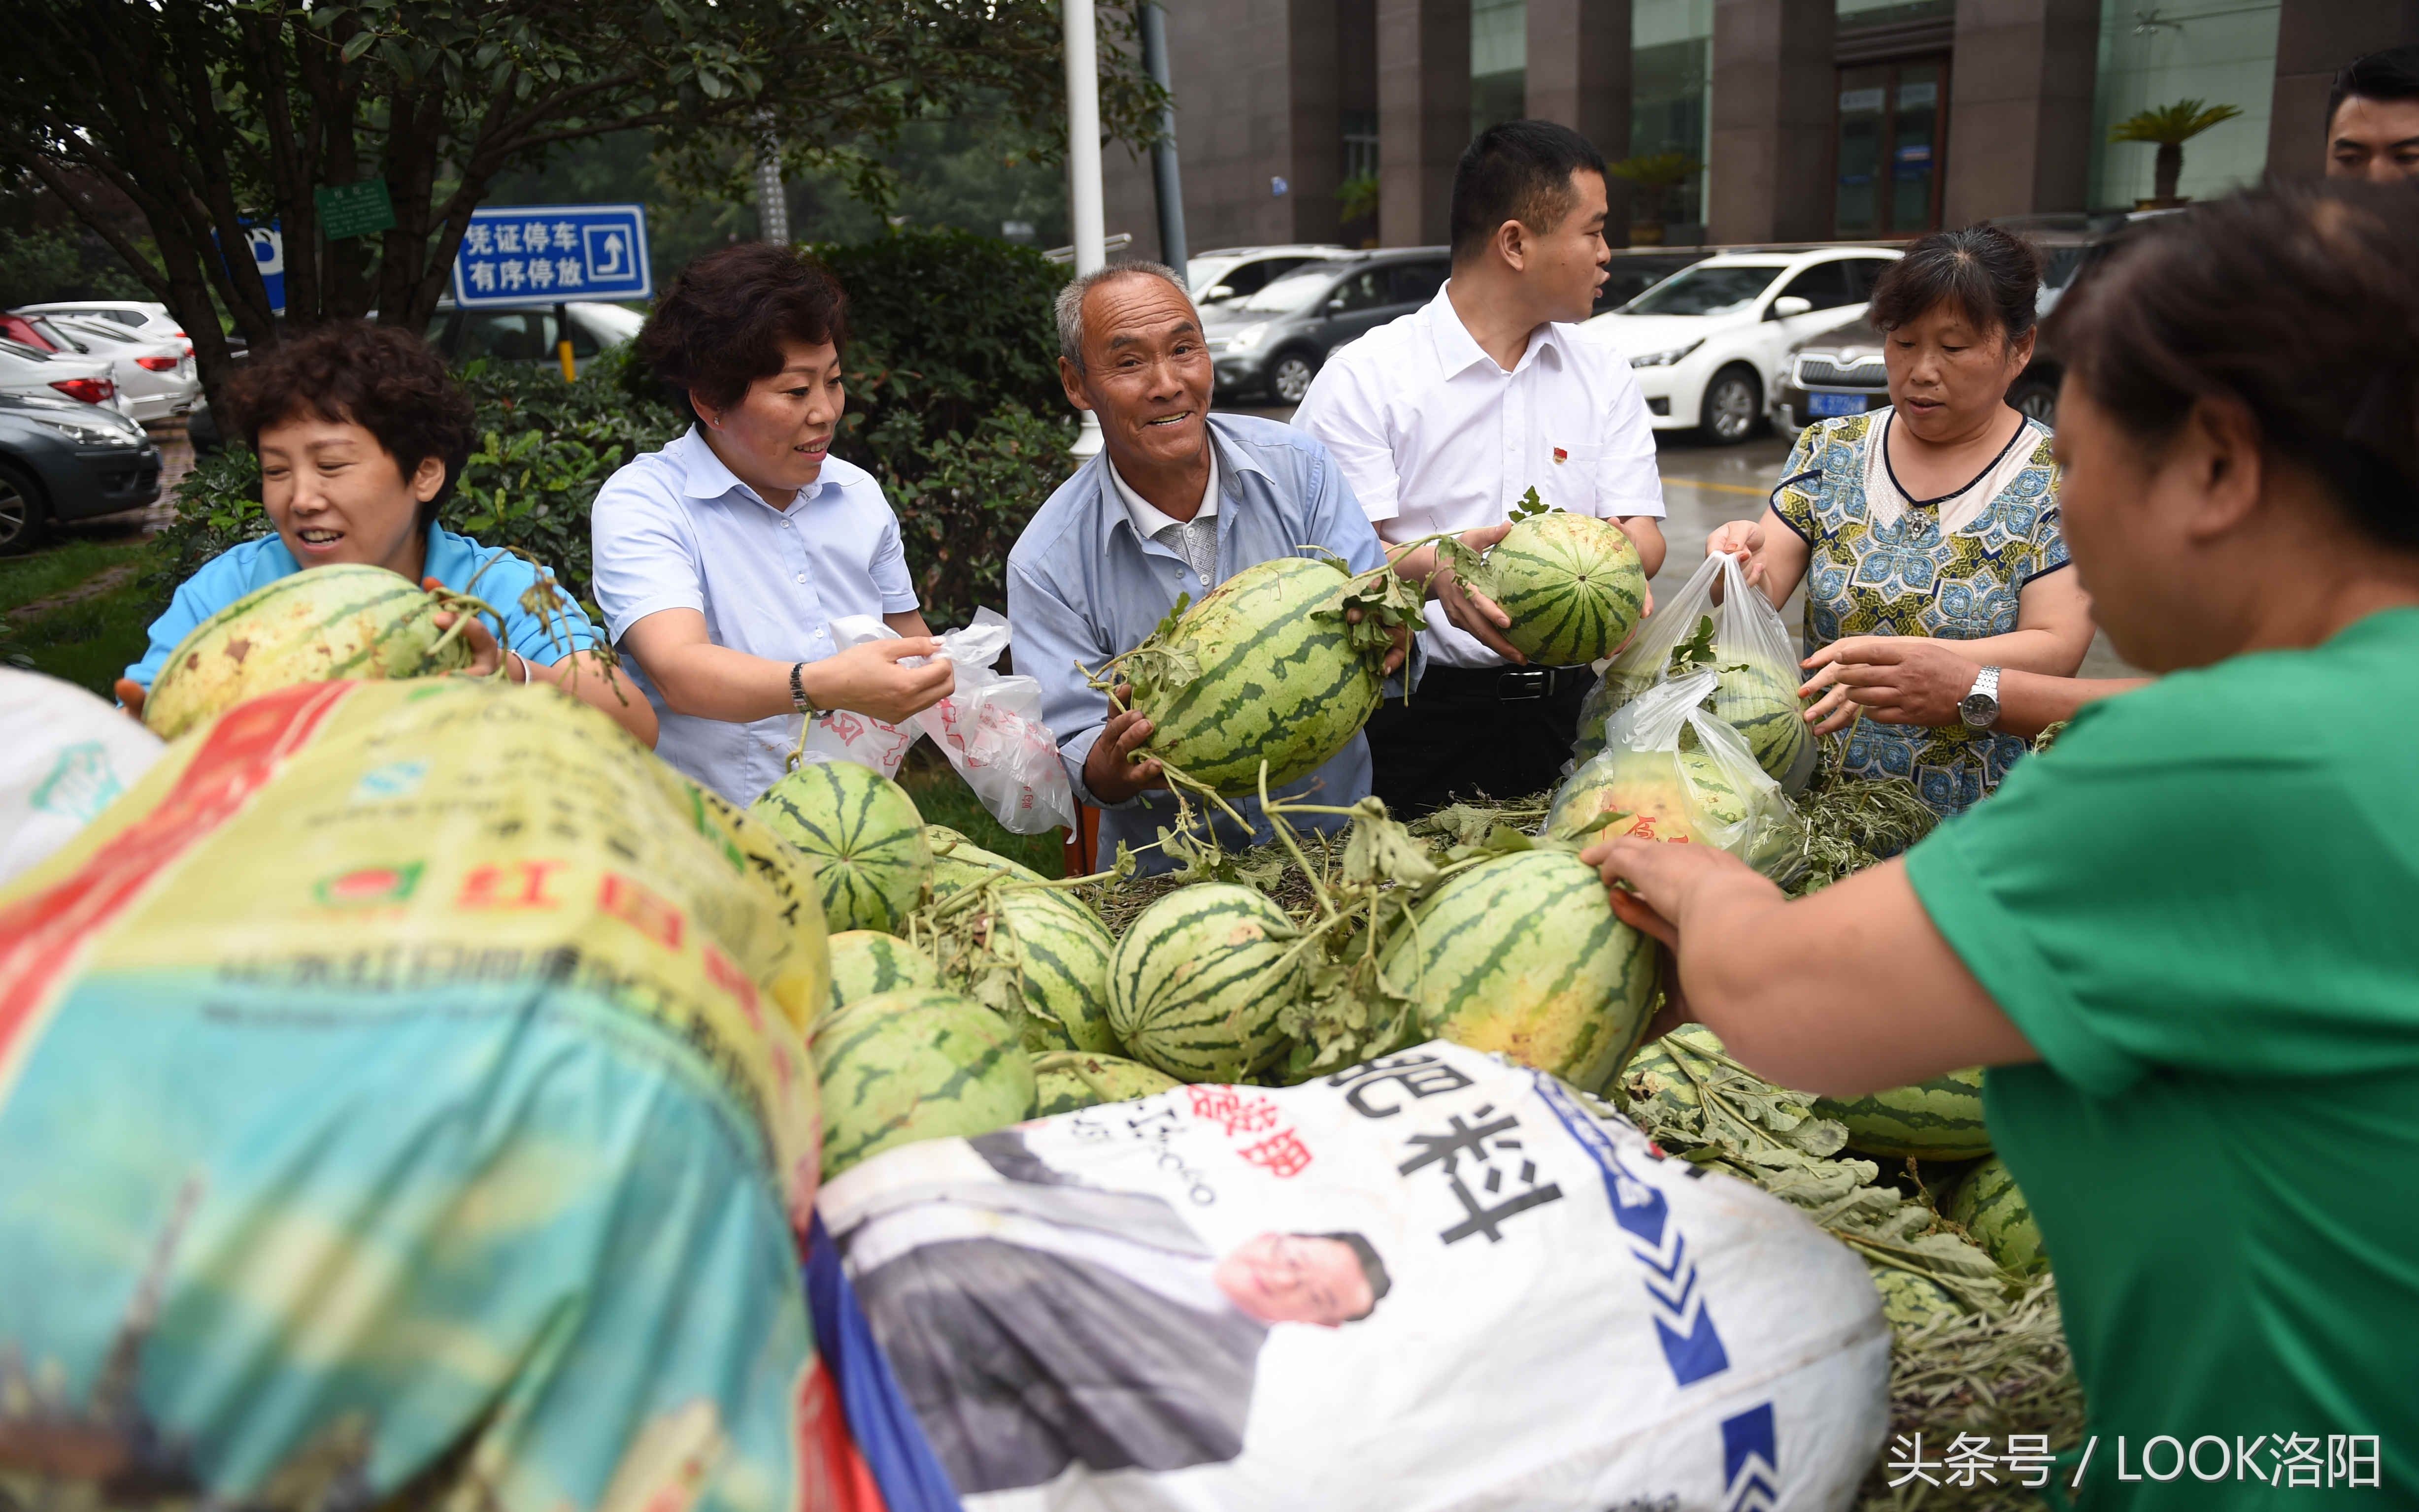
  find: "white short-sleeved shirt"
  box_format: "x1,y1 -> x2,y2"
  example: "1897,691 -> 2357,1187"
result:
591,426 -> 918,805
1292,283 -> 1666,667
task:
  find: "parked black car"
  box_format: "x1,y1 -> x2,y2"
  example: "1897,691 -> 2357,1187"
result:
0,391 -> 162,552
1202,247 -> 1453,404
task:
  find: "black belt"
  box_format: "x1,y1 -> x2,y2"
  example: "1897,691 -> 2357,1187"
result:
1413,663 -> 1591,703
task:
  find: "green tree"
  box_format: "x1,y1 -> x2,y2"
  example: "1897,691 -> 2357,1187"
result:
2110,98 -> 2244,207
0,0 -> 1159,405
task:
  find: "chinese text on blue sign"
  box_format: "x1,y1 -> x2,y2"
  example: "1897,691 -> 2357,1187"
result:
451,203 -> 651,308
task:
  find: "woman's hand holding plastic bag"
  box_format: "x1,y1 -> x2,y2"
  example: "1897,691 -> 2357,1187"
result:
791,612 -> 1076,835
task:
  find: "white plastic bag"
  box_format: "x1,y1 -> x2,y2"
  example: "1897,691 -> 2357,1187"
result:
0,668 -> 163,887
1576,552 -> 1815,793
818,1041 -> 1890,1512
912,609 -> 1076,837
796,612 -> 1076,836
1550,668 -> 1806,883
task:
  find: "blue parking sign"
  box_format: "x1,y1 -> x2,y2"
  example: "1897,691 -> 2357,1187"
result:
451,203 -> 651,307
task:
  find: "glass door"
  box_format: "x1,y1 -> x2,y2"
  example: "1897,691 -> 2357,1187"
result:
1833,57 -> 1947,237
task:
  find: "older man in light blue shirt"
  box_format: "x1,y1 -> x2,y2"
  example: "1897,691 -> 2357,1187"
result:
1009,263 -> 1416,873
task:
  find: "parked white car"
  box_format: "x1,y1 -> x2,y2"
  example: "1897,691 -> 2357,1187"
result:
37,315 -> 197,424
1584,246 -> 1901,444
1188,245 -> 1354,307
0,337 -> 121,414
15,299 -> 192,358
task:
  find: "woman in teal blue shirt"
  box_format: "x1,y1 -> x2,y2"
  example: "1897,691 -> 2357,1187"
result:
1589,183 -> 2419,1507
120,321 -> 654,746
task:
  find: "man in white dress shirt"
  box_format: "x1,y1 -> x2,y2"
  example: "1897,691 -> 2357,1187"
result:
1294,120 -> 1668,814
592,243 -> 953,805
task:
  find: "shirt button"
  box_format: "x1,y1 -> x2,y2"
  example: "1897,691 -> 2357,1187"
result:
795,573 -> 806,584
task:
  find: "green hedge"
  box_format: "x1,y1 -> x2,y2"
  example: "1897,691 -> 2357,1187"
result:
158,229 -> 1078,632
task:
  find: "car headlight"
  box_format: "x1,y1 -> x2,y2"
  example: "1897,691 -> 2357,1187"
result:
1628,340 -> 1704,369
27,413 -> 143,447
1223,323 -> 1270,353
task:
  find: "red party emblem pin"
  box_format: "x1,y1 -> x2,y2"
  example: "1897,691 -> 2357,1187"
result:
1552,446 -> 1568,463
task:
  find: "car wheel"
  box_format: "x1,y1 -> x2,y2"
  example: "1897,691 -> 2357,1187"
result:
2009,376 -> 2058,428
0,460 -> 48,556
1269,351 -> 1318,405
1698,365 -> 1762,445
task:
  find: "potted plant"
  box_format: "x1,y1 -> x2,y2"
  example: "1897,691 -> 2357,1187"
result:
1605,152 -> 1701,245
2111,98 -> 2243,209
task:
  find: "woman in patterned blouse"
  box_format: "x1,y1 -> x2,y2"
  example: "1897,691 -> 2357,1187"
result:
1705,226 -> 2095,817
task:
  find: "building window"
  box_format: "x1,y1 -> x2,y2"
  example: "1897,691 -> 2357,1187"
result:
1472,0 -> 1527,135
2086,0 -> 2279,210
1631,0 -> 1713,238
1834,58 -> 1947,235
1342,110 -> 1380,182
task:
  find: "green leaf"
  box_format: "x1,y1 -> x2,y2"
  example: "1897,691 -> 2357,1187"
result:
340,29 -> 379,63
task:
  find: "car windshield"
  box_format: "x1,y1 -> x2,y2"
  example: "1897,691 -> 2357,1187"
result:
1623,264 -> 1786,317
1189,257 -> 1244,296
1238,268 -> 1338,314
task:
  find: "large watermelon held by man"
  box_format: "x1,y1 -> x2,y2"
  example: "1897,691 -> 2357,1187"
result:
1115,555 -> 1386,795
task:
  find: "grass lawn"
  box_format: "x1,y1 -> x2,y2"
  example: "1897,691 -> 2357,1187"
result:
897,746 -> 1068,878
0,537 -> 158,696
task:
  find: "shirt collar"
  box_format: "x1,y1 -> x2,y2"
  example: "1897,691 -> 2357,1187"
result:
1107,450 -> 1219,540
1423,281 -> 1568,379
671,425 -> 828,513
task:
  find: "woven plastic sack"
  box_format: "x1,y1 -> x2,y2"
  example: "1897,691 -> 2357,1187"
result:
0,677 -> 853,1512
1574,552 -> 1815,793
818,1041 -> 1890,1511
1550,668 -> 1807,883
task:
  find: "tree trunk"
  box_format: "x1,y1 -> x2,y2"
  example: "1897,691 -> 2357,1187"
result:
2153,142 -> 2183,205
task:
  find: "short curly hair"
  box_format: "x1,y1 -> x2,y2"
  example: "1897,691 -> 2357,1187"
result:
636,242 -> 850,422
225,320 -> 475,530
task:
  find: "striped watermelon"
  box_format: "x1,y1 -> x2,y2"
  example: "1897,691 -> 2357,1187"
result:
927,823 -> 1046,896
1948,1155 -> 2048,1276
825,930 -> 942,1021
1109,884 -> 1305,1081
1814,1067 -> 1992,1161
1868,1263 -> 1965,1329
975,887 -> 1121,1055
1490,513 -> 1647,667
1379,850 -> 1657,1096
1031,1051 -> 1182,1116
1619,1026 -> 1730,1120
1714,657 -> 1813,789
810,988 -> 1036,1178
682,779 -> 830,1033
144,563 -> 475,739
1126,555 -> 1382,794
751,761 -> 932,935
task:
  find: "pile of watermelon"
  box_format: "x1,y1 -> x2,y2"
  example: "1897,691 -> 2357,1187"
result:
747,758 -> 1663,1180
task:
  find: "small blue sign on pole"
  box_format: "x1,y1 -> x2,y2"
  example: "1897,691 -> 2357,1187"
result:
451,203 -> 651,307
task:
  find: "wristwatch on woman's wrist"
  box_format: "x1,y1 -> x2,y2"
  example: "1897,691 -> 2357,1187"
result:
1959,665 -> 2003,730
789,660 -> 818,717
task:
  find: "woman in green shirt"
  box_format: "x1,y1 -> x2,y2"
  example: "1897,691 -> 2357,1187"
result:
1588,181 -> 2419,1508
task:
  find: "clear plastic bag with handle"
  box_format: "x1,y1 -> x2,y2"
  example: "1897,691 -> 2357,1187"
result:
1548,668 -> 1806,884
794,612 -> 1075,836
1572,552 -> 1815,793
910,609 -> 1076,837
